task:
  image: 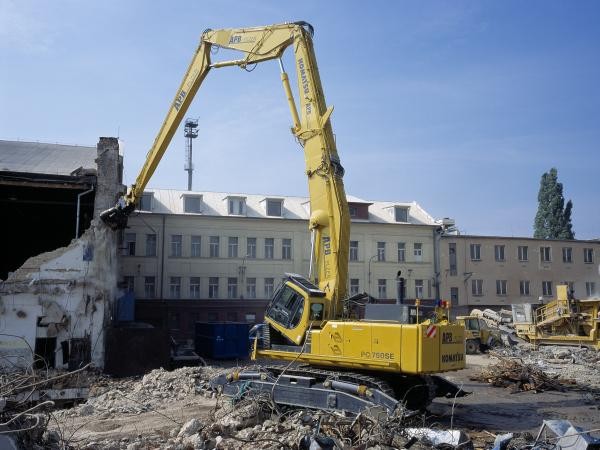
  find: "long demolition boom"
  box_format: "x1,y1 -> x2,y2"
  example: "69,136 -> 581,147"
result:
100,21 -> 350,321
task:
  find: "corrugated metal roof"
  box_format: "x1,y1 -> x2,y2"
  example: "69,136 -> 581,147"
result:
142,189 -> 437,226
0,140 -> 96,176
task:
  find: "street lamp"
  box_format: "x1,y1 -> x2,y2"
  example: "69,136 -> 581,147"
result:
368,254 -> 378,297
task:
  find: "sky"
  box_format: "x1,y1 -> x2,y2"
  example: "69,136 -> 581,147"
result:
1,1 -> 599,239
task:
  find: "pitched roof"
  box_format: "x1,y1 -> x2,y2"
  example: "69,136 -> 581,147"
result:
0,140 -> 96,176
141,188 -> 437,226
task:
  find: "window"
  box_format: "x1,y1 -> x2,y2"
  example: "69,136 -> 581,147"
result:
562,247 -> 572,263
208,312 -> 218,322
169,312 -> 180,330
139,192 -> 153,212
415,279 -> 424,298
377,279 -> 387,299
123,233 -> 136,256
448,243 -> 457,276
496,280 -> 507,296
208,277 -> 219,299
540,246 -> 552,263
563,281 -> 574,295
170,235 -> 182,257
228,237 -> 238,258
228,197 -> 245,215
227,311 -> 238,322
209,236 -> 220,258
264,238 -> 274,259
183,195 -> 201,213
145,234 -> 156,257
470,244 -> 481,261
349,206 -> 358,218
350,279 -> 359,296
122,276 -> 134,293
413,243 -> 423,262
191,236 -> 201,257
144,276 -> 155,298
584,248 -> 594,264
245,313 -> 256,323
228,277 -> 238,299
494,245 -> 505,262
264,278 -> 274,298
394,206 -> 408,223
246,278 -> 257,299
190,277 -> 200,298
349,241 -> 359,261
245,237 -> 257,259
169,276 -> 181,299
450,287 -> 459,305
542,281 -> 553,296
282,239 -> 292,260
586,282 -> 596,297
377,242 -> 385,261
397,242 -> 406,262
471,279 -> 483,296
266,199 -> 282,217
520,280 -> 530,296
518,245 -> 528,262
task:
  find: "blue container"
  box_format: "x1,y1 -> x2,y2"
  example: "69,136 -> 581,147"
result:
194,322 -> 251,359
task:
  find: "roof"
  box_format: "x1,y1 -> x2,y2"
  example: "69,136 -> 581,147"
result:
140,189 -> 438,226
0,140 -> 96,176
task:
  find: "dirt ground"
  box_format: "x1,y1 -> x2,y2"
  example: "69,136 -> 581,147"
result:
49,353 -> 600,449
432,354 -> 600,446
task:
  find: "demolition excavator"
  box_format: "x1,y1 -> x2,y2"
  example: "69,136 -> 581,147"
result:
101,21 -> 467,414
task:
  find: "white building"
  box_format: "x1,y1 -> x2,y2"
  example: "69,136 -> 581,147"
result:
120,189 -> 442,340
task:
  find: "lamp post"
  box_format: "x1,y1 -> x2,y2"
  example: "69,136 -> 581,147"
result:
368,254 -> 378,297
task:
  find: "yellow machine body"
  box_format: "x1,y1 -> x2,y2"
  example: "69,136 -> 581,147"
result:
514,284 -> 600,350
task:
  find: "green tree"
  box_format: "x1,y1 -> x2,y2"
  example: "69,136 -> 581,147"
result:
534,168 -> 574,239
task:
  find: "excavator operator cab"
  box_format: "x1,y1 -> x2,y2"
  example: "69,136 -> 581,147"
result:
264,274 -> 326,344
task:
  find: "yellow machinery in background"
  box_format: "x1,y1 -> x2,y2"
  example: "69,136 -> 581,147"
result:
513,285 -> 600,349
455,316 -> 501,354
101,21 -> 467,414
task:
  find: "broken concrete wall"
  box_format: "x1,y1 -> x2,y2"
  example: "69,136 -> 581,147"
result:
0,219 -> 117,369
0,138 -> 122,370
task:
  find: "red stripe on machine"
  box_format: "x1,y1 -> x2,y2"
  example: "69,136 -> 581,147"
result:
426,325 -> 437,338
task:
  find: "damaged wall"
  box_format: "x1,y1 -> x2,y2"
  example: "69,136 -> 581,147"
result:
0,138 -> 122,370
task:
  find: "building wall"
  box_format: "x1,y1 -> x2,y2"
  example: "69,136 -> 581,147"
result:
439,235 -> 600,313
120,210 -> 439,339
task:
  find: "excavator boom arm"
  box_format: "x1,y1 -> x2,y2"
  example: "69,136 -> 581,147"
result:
101,21 -> 349,326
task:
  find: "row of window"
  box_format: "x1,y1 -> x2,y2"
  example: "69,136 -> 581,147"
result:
122,233 -> 293,260
350,241 -> 424,262
123,276 -> 432,300
467,244 -> 594,264
470,280 -> 596,297
123,276 -> 281,299
140,192 -> 285,218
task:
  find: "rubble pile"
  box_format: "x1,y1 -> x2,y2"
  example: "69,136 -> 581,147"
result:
0,362 -> 95,449
470,356 -> 575,392
55,366 -> 218,419
492,345 -> 600,389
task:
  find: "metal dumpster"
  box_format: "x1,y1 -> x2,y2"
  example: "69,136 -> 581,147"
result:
194,322 -> 250,359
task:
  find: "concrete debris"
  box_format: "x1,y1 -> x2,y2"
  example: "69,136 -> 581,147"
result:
470,354 -> 576,392
491,345 -> 600,390
491,420 -> 600,450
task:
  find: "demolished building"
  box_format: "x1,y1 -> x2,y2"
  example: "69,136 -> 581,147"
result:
0,138 -> 123,370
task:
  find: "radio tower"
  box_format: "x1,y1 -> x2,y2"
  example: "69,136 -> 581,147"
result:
184,118 -> 198,191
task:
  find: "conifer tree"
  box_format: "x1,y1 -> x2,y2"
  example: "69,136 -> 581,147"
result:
534,168 -> 574,239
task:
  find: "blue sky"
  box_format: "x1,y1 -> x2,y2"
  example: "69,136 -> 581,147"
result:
1,1 -> 599,238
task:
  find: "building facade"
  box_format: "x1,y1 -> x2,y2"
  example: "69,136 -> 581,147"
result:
439,235 -> 600,314
119,189 -> 443,340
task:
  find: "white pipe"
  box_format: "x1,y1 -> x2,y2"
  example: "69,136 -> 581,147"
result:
76,185 -> 95,238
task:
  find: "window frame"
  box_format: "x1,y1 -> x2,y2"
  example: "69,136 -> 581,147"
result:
349,240 -> 359,261
170,235 -> 182,257
183,195 -> 202,214
470,243 -> 481,261
209,236 -> 220,258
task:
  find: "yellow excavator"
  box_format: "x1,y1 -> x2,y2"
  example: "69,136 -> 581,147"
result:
101,21 -> 467,414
